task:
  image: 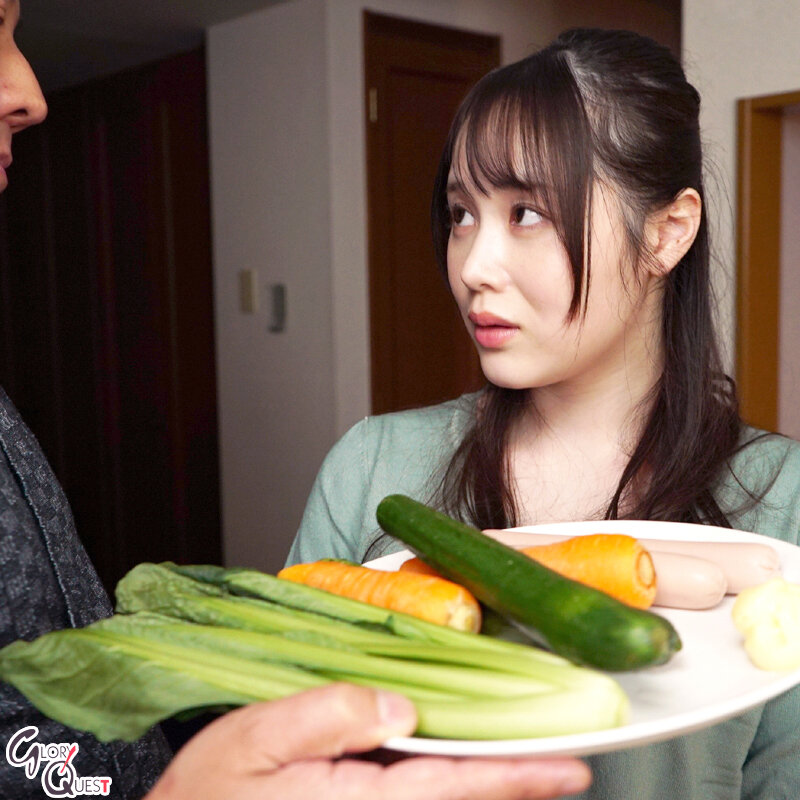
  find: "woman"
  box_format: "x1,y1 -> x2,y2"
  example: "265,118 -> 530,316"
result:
0,2 -> 590,798
289,28 -> 800,799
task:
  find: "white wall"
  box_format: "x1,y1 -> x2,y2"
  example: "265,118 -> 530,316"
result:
780,107 -> 800,439
683,1 -> 800,376
207,0 -> 335,573
208,0 -> 681,571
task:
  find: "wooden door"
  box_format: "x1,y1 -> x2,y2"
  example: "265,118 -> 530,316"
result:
364,12 -> 499,414
736,89 -> 800,431
0,49 -> 221,594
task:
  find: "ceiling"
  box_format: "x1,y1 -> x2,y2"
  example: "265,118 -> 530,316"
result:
18,0 -> 290,92
18,0 -> 683,94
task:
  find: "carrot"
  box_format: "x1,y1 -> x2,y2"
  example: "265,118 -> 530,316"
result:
277,559 -> 482,633
399,559 -> 443,577
400,534 -> 657,609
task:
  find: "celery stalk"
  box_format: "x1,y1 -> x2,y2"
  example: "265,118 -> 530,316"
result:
416,686 -> 629,739
98,613 -> 556,699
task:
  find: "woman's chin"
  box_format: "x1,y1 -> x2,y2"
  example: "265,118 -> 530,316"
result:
480,370 -> 536,392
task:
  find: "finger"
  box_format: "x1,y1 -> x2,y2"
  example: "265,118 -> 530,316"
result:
285,755 -> 591,800
372,756 -> 592,800
233,684 -> 417,770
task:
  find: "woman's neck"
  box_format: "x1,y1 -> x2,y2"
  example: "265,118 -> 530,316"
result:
534,368 -> 657,444
507,348 -> 662,525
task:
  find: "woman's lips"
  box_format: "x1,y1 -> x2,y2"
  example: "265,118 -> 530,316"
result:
469,311 -> 518,348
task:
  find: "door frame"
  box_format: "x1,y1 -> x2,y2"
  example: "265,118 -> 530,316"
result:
736,89 -> 800,430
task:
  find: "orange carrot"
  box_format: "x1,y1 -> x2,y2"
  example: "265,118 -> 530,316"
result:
277,559 -> 482,632
400,534 -> 657,609
399,558 -> 443,577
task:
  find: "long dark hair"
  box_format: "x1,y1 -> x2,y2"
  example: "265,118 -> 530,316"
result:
429,28 -> 744,529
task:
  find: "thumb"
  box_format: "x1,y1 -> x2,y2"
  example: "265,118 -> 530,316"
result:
243,683 -> 417,768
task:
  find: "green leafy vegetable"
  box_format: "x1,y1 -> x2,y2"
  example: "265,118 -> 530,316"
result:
0,562 -> 629,742
0,622 -> 323,742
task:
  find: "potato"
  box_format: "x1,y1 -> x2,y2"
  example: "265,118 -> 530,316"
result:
732,578 -> 800,671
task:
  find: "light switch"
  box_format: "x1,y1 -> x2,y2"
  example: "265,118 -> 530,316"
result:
239,269 -> 258,313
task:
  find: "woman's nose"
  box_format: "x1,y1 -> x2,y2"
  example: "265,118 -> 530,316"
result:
456,226 -> 510,292
0,45 -> 48,133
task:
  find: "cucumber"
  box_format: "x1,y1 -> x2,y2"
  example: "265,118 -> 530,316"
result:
376,494 -> 681,671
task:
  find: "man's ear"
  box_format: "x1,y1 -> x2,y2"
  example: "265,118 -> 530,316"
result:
644,188 -> 702,275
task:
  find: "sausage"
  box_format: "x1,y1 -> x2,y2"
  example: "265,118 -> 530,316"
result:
650,551 -> 727,609
636,538 -> 781,594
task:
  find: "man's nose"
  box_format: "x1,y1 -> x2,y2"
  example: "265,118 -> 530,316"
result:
0,46 -> 48,133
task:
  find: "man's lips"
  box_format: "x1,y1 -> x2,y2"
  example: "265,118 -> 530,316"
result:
468,311 -> 518,348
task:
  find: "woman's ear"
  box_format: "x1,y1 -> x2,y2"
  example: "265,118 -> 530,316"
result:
644,188 -> 702,275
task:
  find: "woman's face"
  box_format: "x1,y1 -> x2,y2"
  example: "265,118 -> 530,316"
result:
446,149 -> 664,397
0,0 -> 47,193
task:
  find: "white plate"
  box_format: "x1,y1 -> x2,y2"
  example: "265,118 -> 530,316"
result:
364,519 -> 800,757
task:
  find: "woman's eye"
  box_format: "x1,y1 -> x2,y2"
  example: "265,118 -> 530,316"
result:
512,206 -> 543,227
450,206 -> 475,227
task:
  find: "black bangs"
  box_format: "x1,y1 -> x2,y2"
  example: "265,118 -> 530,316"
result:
431,47 -> 596,319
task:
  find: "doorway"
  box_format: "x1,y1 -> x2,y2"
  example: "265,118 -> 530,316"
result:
364,12 -> 499,415
736,89 -> 800,436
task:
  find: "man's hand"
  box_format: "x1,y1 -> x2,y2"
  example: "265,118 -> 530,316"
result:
147,683 -> 591,800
